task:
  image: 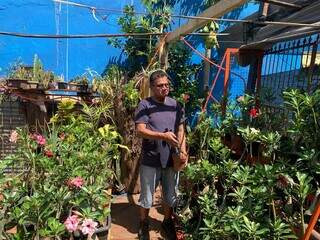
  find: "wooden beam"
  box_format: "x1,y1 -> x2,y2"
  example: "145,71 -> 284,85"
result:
256,0 -> 302,9
165,0 -> 248,43
262,2 -> 270,17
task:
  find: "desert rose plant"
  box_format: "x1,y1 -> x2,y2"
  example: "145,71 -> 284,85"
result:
0,100 -> 125,239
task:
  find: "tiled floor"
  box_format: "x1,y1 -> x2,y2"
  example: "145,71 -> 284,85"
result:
110,189 -> 165,240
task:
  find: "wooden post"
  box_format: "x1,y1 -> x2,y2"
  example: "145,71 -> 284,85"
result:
159,42 -> 169,70
221,49 -> 231,114
262,2 -> 270,17
203,48 -> 212,91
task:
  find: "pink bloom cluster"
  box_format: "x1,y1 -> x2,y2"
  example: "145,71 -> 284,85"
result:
9,130 -> 18,143
64,215 -> 98,237
81,218 -> 98,236
64,215 -> 79,232
31,133 -> 46,146
67,176 -> 84,188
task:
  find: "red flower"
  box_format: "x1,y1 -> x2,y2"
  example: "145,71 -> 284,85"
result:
44,149 -> 54,158
249,107 -> 259,118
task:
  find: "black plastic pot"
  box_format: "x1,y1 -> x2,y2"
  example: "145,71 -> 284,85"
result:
57,82 -> 68,90
79,84 -> 88,92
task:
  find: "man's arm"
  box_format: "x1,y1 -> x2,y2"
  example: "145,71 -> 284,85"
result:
177,123 -> 187,156
136,123 -> 179,147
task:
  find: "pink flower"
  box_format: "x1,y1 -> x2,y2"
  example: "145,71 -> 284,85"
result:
9,130 -> 18,143
36,134 -> 46,145
31,133 -> 46,146
64,215 -> 79,233
237,96 -> 244,103
68,177 -> 84,188
81,218 -> 98,236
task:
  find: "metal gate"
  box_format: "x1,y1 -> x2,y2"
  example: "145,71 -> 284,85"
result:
261,34 -> 320,106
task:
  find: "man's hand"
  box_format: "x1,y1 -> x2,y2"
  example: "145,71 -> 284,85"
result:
179,151 -> 188,163
162,131 -> 179,147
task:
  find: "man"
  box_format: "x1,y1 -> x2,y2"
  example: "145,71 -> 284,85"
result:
135,69 -> 187,240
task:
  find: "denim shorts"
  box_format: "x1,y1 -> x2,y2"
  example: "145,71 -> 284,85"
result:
138,164 -> 179,209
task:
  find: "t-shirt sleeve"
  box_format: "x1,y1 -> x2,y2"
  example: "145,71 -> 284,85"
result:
134,100 -> 149,124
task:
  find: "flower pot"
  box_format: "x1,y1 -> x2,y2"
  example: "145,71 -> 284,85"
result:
27,81 -> 38,89
6,79 -> 29,89
78,84 -> 88,93
68,83 -> 79,91
230,134 -> 245,156
57,82 -> 68,90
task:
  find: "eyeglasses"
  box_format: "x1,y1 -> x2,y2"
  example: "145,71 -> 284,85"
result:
155,83 -> 170,88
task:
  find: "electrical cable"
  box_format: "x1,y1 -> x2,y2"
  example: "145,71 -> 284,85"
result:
0,31 -> 229,39
53,0 -> 320,29
180,37 -> 247,85
0,31 -> 166,38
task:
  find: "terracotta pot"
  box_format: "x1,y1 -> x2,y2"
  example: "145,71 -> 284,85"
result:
230,134 -> 245,156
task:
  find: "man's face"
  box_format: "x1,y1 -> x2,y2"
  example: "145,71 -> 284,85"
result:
151,76 -> 170,99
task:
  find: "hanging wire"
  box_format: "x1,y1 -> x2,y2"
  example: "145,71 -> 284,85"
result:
54,1 -> 62,69
0,31 -> 229,39
52,0 -> 320,29
66,1 -> 69,81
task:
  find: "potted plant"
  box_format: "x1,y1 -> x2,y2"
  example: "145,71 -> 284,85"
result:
6,63 -> 30,89
69,76 -> 89,93
1,100 -> 125,239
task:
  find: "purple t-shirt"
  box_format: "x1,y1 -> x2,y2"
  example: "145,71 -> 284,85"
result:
134,97 -> 185,168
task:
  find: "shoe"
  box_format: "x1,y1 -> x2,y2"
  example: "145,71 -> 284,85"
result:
138,220 -> 150,240
162,218 -> 177,240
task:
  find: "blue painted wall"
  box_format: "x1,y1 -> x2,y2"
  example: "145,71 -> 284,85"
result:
216,2 -> 260,102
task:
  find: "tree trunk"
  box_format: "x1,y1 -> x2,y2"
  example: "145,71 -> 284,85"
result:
114,95 -> 141,194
